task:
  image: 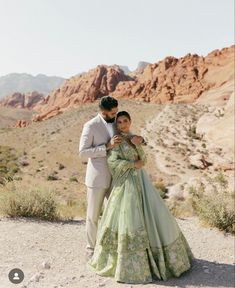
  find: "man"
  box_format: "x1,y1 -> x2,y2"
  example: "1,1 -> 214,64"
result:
79,96 -> 144,259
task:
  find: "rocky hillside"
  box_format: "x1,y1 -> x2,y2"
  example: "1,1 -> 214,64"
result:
32,65 -> 132,121
0,91 -> 44,109
0,73 -> 65,99
31,45 -> 234,122
112,45 -> 234,103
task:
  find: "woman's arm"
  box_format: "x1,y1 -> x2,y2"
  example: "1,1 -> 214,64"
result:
135,145 -> 147,165
107,146 -> 135,176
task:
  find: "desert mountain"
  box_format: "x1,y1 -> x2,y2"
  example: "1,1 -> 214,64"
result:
112,45 -> 234,103
31,45 -> 234,122
0,73 -> 65,99
135,61 -> 151,72
0,91 -> 44,109
33,65 -> 132,121
118,65 -> 131,74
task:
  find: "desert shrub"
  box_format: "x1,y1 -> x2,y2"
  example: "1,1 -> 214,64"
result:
188,172 -> 235,234
69,176 -> 78,182
47,173 -> 59,181
154,182 -> 167,199
187,125 -> 202,140
166,197 -> 195,218
0,146 -> 20,185
58,197 -> 87,220
0,185 -> 60,221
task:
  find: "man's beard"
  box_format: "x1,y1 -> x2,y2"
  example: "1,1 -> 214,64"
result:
104,116 -> 115,123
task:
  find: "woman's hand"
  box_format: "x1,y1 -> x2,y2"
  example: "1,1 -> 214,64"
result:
106,135 -> 122,150
130,135 -> 143,145
134,160 -> 144,169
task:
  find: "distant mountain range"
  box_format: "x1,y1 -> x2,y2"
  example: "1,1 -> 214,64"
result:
0,63 -> 149,100
0,73 -> 65,99
119,62 -> 151,75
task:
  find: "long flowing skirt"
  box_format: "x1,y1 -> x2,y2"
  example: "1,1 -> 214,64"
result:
87,168 -> 194,284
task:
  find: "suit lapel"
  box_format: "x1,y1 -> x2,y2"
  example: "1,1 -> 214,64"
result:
95,114 -> 111,138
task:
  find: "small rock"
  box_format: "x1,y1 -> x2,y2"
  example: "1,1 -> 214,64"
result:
204,268 -> 210,273
41,261 -> 51,269
30,272 -> 41,282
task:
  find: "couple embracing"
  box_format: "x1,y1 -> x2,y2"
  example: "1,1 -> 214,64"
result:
79,96 -> 194,284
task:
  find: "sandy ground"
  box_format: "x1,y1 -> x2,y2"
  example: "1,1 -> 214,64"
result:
0,216 -> 234,288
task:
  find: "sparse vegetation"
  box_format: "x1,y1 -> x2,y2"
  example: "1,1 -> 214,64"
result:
0,145 -> 20,185
47,173 -> 59,181
69,176 -> 78,182
187,124 -> 202,140
154,181 -> 167,198
167,197 -> 195,218
188,172 -> 235,234
0,184 -> 60,221
58,163 -> 65,170
58,197 -> 87,219
19,159 -> 29,166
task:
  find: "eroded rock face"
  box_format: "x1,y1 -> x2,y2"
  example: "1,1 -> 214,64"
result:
196,90 -> 234,155
13,119 -> 30,128
32,65 -> 133,121
0,91 -> 44,109
112,45 -> 234,103
17,45 -> 235,123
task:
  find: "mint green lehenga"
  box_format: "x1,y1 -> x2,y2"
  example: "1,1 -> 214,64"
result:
87,138 -> 194,284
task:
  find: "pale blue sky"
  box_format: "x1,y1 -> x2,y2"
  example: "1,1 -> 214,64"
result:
0,0 -> 234,78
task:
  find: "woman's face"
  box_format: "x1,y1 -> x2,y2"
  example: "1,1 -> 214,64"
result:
116,115 -> 131,133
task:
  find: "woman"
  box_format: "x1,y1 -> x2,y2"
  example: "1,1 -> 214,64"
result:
87,111 -> 194,284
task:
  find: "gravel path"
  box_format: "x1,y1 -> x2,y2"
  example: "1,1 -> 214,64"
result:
0,216 -> 234,288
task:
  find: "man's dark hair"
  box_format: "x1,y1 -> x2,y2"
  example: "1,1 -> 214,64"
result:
116,111 -> 131,121
99,96 -> 118,111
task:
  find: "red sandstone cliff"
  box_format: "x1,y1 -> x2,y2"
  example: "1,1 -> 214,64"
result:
0,91 -> 44,109
112,45 -> 234,103
32,65 -> 132,121
15,45 -> 234,123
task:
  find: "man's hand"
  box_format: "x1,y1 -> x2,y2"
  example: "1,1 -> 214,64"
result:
134,160 -> 144,169
106,135 -> 122,150
131,135 -> 144,145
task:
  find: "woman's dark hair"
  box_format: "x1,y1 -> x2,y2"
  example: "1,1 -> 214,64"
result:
116,111 -> 131,121
99,96 -> 118,111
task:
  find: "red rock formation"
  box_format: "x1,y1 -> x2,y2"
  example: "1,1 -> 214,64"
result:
32,65 -> 132,121
13,119 -> 30,128
21,45 -> 234,123
0,91 -> 44,109
112,45 -> 234,103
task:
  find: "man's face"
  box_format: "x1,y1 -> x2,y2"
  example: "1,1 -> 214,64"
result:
102,107 -> 118,121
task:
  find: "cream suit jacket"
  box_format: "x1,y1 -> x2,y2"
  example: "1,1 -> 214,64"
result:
79,114 -> 117,188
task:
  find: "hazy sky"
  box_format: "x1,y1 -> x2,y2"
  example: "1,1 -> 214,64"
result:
0,0 -> 234,78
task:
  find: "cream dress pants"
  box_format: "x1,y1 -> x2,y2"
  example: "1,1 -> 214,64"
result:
86,186 -> 111,250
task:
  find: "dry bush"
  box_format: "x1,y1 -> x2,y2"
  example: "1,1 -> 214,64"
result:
188,172 -> 235,234
0,145 -> 20,185
0,183 -> 60,221
154,181 -> 168,199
